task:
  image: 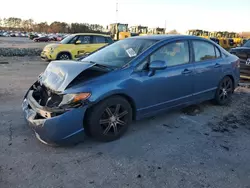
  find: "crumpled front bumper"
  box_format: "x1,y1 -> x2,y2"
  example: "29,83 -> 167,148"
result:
22,91 -> 87,146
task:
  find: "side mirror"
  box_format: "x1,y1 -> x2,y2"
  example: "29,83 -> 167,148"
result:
75,40 -> 81,44
149,60 -> 168,70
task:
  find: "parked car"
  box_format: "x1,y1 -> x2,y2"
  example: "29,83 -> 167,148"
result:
48,35 -> 57,41
22,35 -> 240,145
56,35 -> 64,41
10,33 -> 16,37
29,34 -> 39,40
40,33 -> 113,61
230,39 -> 250,80
34,36 -> 50,42
3,32 -> 10,37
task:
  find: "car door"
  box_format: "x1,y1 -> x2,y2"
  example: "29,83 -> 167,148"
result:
92,35 -> 109,51
132,40 -> 195,116
191,40 -> 223,100
74,35 -> 92,58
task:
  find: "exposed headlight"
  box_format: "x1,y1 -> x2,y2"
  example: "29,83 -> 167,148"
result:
50,46 -> 58,53
59,93 -> 91,107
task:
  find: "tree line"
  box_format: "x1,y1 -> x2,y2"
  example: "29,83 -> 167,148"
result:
0,17 -> 105,33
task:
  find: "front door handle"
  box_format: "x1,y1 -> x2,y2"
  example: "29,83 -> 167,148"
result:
214,63 -> 221,68
182,69 -> 192,75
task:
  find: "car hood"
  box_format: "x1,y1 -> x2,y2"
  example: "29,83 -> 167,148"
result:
231,47 -> 250,51
43,43 -> 60,50
39,60 -> 96,93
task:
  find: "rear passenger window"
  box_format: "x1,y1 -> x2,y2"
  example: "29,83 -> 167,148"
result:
215,47 -> 221,58
193,41 -> 217,62
93,36 -> 106,44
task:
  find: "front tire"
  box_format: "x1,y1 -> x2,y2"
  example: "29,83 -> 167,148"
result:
214,76 -> 233,105
57,53 -> 71,60
87,96 -> 132,142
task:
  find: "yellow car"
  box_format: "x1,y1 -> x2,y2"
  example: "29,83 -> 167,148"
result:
41,33 -> 113,61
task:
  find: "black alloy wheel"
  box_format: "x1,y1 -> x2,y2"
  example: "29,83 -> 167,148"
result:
87,96 -> 132,142
214,76 -> 233,105
100,104 -> 128,136
57,53 -> 71,60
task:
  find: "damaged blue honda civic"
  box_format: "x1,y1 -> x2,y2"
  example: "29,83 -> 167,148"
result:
22,35 -> 240,145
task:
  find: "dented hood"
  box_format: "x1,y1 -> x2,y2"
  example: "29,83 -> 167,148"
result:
39,60 -> 95,92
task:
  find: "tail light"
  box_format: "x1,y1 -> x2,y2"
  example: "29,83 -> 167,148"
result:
232,59 -> 240,68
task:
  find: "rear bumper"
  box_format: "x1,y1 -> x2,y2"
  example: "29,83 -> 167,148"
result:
22,91 -> 88,146
240,60 -> 250,80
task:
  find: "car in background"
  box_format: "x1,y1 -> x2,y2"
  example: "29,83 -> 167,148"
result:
3,32 -> 10,37
230,39 -> 250,80
40,33 -> 113,61
23,35 -> 240,145
10,33 -> 16,37
48,35 -> 57,41
56,35 -> 64,41
29,34 -> 39,40
34,36 -> 50,42
15,33 -> 22,37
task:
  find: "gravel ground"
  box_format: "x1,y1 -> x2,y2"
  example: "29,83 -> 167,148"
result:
0,37 -> 56,56
0,57 -> 250,188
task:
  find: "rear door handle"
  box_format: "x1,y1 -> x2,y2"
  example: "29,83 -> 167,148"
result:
214,63 -> 221,68
182,69 -> 192,75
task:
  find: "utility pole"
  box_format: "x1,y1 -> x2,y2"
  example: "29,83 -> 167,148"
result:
164,20 -> 167,34
116,0 -> 118,23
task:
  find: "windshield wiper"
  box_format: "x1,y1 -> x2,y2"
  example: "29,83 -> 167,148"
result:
82,61 -> 115,70
94,63 -> 115,70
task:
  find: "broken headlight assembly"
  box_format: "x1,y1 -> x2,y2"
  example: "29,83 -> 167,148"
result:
58,93 -> 91,108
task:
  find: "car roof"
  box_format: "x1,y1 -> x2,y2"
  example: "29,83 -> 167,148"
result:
73,33 -> 111,37
131,34 -> 204,41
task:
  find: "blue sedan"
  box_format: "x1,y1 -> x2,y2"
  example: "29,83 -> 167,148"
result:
22,35 -> 240,145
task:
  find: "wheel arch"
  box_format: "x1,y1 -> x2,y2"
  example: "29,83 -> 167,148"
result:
224,74 -> 235,89
86,93 -> 137,120
56,51 -> 72,60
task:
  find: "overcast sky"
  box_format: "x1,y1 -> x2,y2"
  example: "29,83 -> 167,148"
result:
1,0 -> 250,33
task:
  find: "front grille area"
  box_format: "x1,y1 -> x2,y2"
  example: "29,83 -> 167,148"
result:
32,84 -> 63,108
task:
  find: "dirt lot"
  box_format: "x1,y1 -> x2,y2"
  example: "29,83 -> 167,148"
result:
0,37 -> 55,49
0,57 -> 250,188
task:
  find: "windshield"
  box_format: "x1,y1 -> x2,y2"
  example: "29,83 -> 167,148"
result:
60,35 -> 75,44
141,28 -> 148,33
243,40 -> 250,47
82,38 -> 157,68
118,24 -> 128,32
130,27 -> 136,33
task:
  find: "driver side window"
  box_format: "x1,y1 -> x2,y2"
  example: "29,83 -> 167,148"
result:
150,41 -> 190,67
69,36 -> 78,44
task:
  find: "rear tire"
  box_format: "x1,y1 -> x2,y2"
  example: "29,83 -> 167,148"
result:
86,96 -> 132,142
214,76 -> 233,105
